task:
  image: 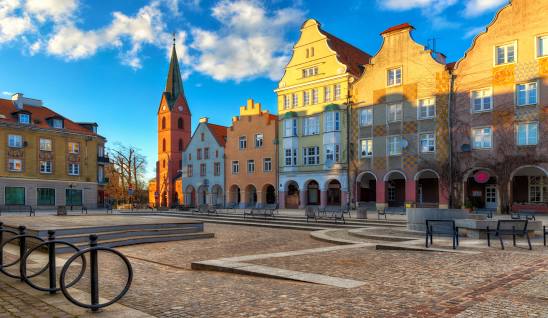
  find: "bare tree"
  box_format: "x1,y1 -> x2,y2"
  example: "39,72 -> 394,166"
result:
107,143 -> 148,204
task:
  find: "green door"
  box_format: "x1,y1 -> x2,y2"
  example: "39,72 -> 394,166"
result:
66,189 -> 82,206
5,187 -> 25,205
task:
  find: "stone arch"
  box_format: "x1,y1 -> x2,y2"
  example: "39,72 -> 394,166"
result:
211,184 -> 223,206
510,165 -> 548,208
326,179 -> 342,206
184,185 -> 196,207
284,180 -> 300,209
244,184 -> 257,207
228,185 -> 241,205
415,169 -> 440,208
356,171 -> 377,206
384,170 -> 406,207
262,184 -> 276,205
305,179 -> 320,206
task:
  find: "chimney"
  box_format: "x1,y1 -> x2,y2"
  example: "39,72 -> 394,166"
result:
11,93 -> 43,109
199,117 -> 208,123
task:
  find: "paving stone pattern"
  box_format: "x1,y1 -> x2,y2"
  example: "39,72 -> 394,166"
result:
0,281 -> 72,318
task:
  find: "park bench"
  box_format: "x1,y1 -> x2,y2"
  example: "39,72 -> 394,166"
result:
65,205 -> 88,214
425,219 -> 460,249
0,205 -> 35,216
486,219 -> 532,250
474,208 -> 495,218
307,206 -> 345,224
105,204 -> 113,214
243,207 -> 275,219
511,210 -> 536,220
377,207 -> 405,220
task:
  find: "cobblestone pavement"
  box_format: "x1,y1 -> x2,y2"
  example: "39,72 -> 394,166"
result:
66,223 -> 547,318
0,281 -> 73,318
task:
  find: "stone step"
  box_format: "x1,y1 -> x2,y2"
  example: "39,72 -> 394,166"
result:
46,227 -> 202,244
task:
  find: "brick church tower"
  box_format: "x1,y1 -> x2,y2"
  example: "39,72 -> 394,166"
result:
154,40 -> 191,207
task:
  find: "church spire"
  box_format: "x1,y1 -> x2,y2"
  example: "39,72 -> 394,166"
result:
164,34 -> 186,108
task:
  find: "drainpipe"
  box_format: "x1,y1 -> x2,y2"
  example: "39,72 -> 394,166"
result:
448,73 -> 456,208
346,78 -> 352,209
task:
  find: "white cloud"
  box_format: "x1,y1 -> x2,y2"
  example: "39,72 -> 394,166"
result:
25,0 -> 78,22
191,0 -> 305,81
378,0 -> 458,29
2,91 -> 13,96
463,0 -> 506,17
0,0 -> 33,43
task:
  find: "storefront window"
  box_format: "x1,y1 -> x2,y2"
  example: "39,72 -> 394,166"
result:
5,187 -> 25,205
66,189 -> 82,206
37,188 -> 55,205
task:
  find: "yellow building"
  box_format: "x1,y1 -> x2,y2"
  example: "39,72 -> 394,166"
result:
0,93 -> 108,209
275,19 -> 371,208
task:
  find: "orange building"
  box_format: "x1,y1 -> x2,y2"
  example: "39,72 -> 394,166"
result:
225,99 -> 278,207
149,41 -> 191,208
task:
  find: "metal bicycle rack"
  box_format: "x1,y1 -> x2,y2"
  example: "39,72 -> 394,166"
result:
0,222 -> 133,312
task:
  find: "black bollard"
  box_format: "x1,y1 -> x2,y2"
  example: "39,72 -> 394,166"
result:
89,235 -> 99,312
18,226 -> 26,282
48,230 -> 57,294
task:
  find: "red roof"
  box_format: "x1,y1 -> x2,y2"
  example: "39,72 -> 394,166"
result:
381,23 -> 414,35
320,30 -> 372,77
206,123 -> 228,147
446,62 -> 456,71
0,98 -> 97,136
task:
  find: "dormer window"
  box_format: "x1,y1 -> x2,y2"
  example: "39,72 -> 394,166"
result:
52,119 -> 63,129
19,113 -> 30,124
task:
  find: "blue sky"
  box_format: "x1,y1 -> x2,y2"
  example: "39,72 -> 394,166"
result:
0,0 -> 507,178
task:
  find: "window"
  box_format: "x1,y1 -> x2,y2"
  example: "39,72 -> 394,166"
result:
161,117 -> 166,129
303,146 -> 320,165
472,127 -> 492,149
68,163 -> 80,175
538,35 -> 548,57
239,136 -> 247,149
214,162 -> 221,176
5,187 -> 25,205
197,148 -> 202,160
66,189 -> 82,206
284,148 -> 297,166
324,86 -> 331,102
263,158 -> 272,172
187,164 -> 193,177
312,88 -> 319,104
68,142 -> 79,154
215,150 -> 219,158
303,91 -> 310,105
52,119 -> 63,129
387,67 -> 402,86
178,139 -> 183,151
292,93 -> 298,108
325,144 -> 340,163
40,160 -> 52,173
232,161 -> 239,174
162,139 -> 166,152
179,160 -> 182,170
302,67 -> 318,78
178,118 -> 183,129
201,133 -> 205,141
98,145 -> 104,157
517,122 -> 538,146
255,134 -> 263,148
8,135 -> 22,148
37,138 -> 52,152
495,43 -> 516,65
37,188 -> 55,206
420,133 -> 435,153
19,113 -> 30,124
324,112 -> 340,132
303,116 -> 320,136
283,95 -> 290,109
471,88 -> 493,112
8,159 -> 22,171
334,84 -> 341,100
388,184 -> 396,201
516,82 -> 537,106
163,160 -> 166,168
204,147 -> 209,159
418,98 -> 435,119
247,160 -> 255,173
529,176 -> 547,203
387,104 -> 402,122
188,153 -> 192,161
360,139 -> 373,158
284,118 -> 298,137
388,136 -> 402,156
359,108 -> 373,127
200,163 -> 206,176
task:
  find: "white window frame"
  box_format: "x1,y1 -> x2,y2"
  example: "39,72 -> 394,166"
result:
359,108 -> 373,127
232,161 -> 239,174
19,113 -> 30,124
303,116 -> 320,136
292,93 -> 298,108
40,160 -> 52,174
68,163 -> 80,176
516,82 -> 538,106
255,133 -> 264,148
417,97 -> 436,119
303,146 -> 320,166
387,103 -> 402,123
284,148 -> 297,167
263,158 -> 272,172
528,176 -> 547,203
388,135 -> 402,156
303,91 -> 310,105
312,88 -> 319,104
334,84 -> 341,100
516,122 -> 538,146
40,138 -> 52,151
360,139 -> 373,158
52,119 -> 63,129
187,164 -> 193,177
247,160 -> 255,173
419,133 -> 436,153
8,159 -> 22,172
283,95 -> 290,109
214,162 -> 221,176
68,142 -> 80,154
324,144 -> 340,163
324,111 -> 340,132
8,135 -> 23,148
471,127 -> 493,149
494,42 -> 517,66
239,136 -> 247,150
284,118 -> 298,137
200,163 -> 206,176
387,67 -> 402,87
537,35 -> 548,58
324,86 -> 331,102
470,88 -> 493,113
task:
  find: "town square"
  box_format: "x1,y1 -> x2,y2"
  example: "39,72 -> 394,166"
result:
0,0 -> 547,317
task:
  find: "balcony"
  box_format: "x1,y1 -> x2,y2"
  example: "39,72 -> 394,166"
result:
97,155 -> 110,164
